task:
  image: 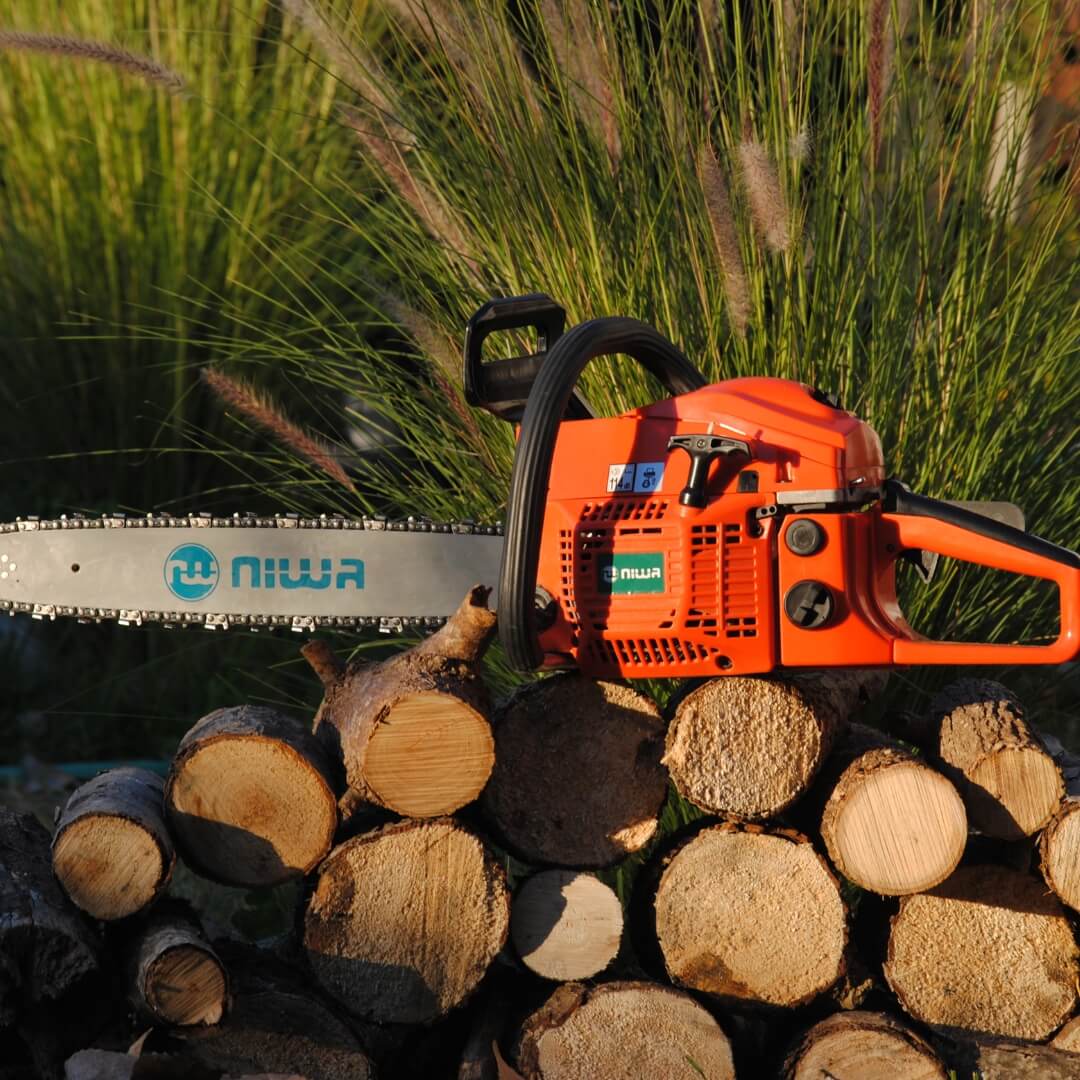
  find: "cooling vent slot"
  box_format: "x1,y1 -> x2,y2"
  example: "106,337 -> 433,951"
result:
558,528 -> 579,645
581,500 -> 669,522
587,637 -> 725,667
722,523 -> 758,638
686,523 -> 720,631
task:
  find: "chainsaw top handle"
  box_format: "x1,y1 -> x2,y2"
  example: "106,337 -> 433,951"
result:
497,311 -> 707,671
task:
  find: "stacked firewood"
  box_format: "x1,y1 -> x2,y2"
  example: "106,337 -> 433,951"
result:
4,587 -> 1080,1078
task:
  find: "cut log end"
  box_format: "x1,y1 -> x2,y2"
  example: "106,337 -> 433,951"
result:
930,678 -> 1064,839
167,707 -> 338,887
364,692 -> 494,817
517,982 -> 735,1080
52,767 -> 174,920
304,819 -> 509,1024
483,675 -> 667,868
784,1011 -> 947,1080
510,871 -> 623,982
53,814 -> 167,921
1051,1014 -> 1080,1053
655,824 -> 846,1008
825,757 -> 967,894
966,744 -> 1064,839
664,676 -> 848,820
146,944 -> 228,1026
1042,798 -> 1080,914
885,864 -> 1079,1040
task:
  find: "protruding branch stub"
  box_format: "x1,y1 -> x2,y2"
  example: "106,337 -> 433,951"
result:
301,638 -> 346,688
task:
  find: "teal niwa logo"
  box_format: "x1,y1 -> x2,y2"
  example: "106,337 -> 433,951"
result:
597,552 -> 665,595
165,544 -> 219,601
164,546 -> 366,603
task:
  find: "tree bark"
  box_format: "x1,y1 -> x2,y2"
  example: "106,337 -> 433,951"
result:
925,679 -> 1063,839
308,586 -> 496,820
1053,1014 -> 1080,1053
814,723 -> 967,894
654,822 -> 847,1008
782,1011 -> 947,1079
954,1037 -> 1080,1079
663,671 -> 875,819
128,908 -> 228,1026
144,976 -> 374,1080
52,767 -> 175,921
482,674 -> 667,867
515,981 -> 735,1080
165,704 -> 338,887
0,809 -> 102,1078
884,863 -> 1079,1040
510,870 -> 623,982
0,808 -> 100,1006
303,817 -> 509,1024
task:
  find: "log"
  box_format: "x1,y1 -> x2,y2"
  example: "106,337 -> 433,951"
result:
145,976 -> 374,1080
782,1011 -> 947,1079
1040,750 -> 1080,913
884,863 -> 1079,1040
129,909 -> 228,1026
303,818 -> 509,1023
52,767 -> 175,921
307,586 -> 496,819
1054,1015 -> 1080,1053
955,1037 -> 1080,1079
510,870 -> 623,981
654,822 -> 847,1008
165,704 -> 338,887
515,981 -> 735,1080
925,679 -> 1063,839
662,671 -> 873,819
482,674 -> 667,867
816,724 -> 967,894
0,808 -> 100,1009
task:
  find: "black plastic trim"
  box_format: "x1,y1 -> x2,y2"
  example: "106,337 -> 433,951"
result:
499,317 -> 707,671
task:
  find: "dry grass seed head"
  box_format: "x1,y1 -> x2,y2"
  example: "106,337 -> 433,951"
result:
737,138 -> 792,254
697,143 -> 751,336
201,367 -> 357,494
0,30 -> 185,93
540,0 -> 621,165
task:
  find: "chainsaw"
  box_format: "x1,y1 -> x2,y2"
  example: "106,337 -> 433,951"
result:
1,294 -> 1076,678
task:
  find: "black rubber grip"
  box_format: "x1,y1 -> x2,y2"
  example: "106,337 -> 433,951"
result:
883,479 -> 1080,569
499,317 -> 707,671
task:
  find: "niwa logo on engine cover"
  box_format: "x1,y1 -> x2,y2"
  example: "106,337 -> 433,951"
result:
596,553 -> 665,595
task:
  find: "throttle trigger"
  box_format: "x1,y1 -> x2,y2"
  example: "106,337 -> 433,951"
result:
666,434 -> 752,508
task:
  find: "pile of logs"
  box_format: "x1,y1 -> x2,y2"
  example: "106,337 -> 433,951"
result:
4,586 -> 1080,1078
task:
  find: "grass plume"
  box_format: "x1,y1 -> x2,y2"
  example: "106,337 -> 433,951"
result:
697,143 -> 750,336
0,29 -> 185,93
201,367 -> 357,495
737,138 -> 792,254
540,0 -> 621,165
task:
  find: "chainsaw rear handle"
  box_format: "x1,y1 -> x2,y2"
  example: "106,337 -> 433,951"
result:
463,294 -> 591,422
880,480 -> 1080,664
499,316 -> 707,671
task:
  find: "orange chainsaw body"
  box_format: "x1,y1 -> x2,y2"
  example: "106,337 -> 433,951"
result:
531,376 -> 1079,678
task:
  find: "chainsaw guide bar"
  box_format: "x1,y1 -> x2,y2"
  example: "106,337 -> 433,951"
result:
0,514 -> 504,634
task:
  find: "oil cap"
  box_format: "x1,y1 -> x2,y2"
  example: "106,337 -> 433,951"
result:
784,580 -> 834,628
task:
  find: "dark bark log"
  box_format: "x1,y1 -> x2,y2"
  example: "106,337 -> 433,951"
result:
165,705 -> 338,887
53,767 -> 174,921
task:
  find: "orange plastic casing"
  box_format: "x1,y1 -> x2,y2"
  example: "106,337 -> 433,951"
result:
532,376 -> 1079,678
